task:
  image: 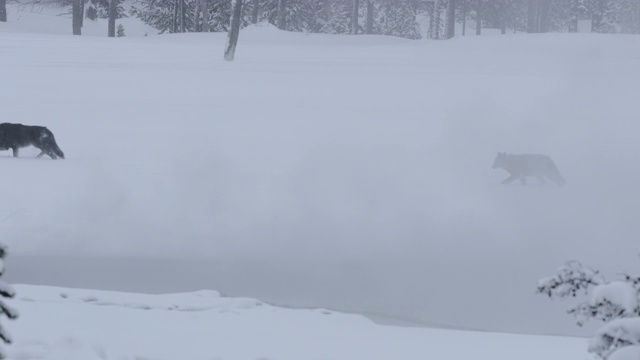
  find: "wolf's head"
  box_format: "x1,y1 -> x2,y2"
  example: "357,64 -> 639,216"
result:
492,152 -> 507,169
37,128 -> 65,159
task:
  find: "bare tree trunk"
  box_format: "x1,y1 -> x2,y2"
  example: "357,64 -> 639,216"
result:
351,0 -> 359,34
446,0 -> 455,39
172,0 -> 178,33
193,0 -> 201,32
180,0 -> 185,32
0,0 -> 6,22
72,0 -> 82,35
366,0 -> 374,34
527,0 -> 537,33
251,0 -> 259,24
108,0 -> 117,37
324,0 -> 331,22
202,0 -> 210,32
277,0 -> 286,30
636,0 -> 640,34
224,0 -> 243,61
569,14 -> 578,32
475,0 -> 481,35
80,0 -> 85,27
591,12 -> 602,32
461,0 -> 467,35
433,0 -> 441,39
500,0 -> 506,34
539,0 -> 549,33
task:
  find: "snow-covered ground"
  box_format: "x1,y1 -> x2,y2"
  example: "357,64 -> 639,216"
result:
4,284 -> 583,360
1,0 -> 640,346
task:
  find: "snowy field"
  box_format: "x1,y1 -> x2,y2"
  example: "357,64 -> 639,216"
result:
4,284 -> 584,360
1,2 -> 640,351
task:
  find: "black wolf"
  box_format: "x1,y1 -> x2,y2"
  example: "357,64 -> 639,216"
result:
492,152 -> 565,186
0,123 -> 65,159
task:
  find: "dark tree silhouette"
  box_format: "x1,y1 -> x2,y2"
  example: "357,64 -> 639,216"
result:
1,0 -> 7,22
351,0 -> 360,34
108,0 -> 117,37
224,0 -> 243,61
72,0 -> 82,35
0,244 -> 18,360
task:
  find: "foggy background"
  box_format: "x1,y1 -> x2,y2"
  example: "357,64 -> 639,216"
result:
1,8 -> 640,337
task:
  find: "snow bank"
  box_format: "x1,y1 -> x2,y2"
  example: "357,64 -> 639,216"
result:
3,285 -> 584,360
609,345 -> 640,360
589,317 -> 640,358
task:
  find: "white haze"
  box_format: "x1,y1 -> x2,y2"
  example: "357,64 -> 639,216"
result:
1,8 -> 640,337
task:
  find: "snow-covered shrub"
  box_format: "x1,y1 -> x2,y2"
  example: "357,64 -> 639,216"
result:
0,244 -> 18,359
538,260 -> 640,359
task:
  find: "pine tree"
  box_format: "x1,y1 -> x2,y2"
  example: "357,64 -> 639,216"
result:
381,0 -> 420,39
86,0 -> 99,21
606,0 -> 640,33
130,0 -> 639,39
131,0 -> 195,34
321,0 -> 351,34
0,244 -> 18,360
247,0 -> 259,23
202,0 -> 210,31
538,260 -> 640,359
117,23 -> 125,36
429,0 -> 445,38
479,0 -> 522,34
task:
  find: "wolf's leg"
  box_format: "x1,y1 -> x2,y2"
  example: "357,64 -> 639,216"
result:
501,175 -> 518,184
46,151 -> 57,160
11,147 -> 18,158
36,151 -> 45,158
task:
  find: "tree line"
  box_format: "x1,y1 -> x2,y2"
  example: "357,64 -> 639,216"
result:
2,1 -> 639,38
1,0 -> 125,36
129,0 -> 640,39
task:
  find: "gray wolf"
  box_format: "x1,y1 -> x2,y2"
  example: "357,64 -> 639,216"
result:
0,123 -> 65,159
492,152 -> 565,186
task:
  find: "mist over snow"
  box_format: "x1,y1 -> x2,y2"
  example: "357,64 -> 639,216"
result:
1,2 -> 640,339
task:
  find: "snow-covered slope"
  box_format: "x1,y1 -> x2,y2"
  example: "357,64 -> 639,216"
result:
1,3 -> 640,338
5,285 -> 583,360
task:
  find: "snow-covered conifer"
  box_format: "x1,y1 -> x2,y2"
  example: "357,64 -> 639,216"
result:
117,23 -> 125,37
538,260 -> 640,359
0,244 -> 18,360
